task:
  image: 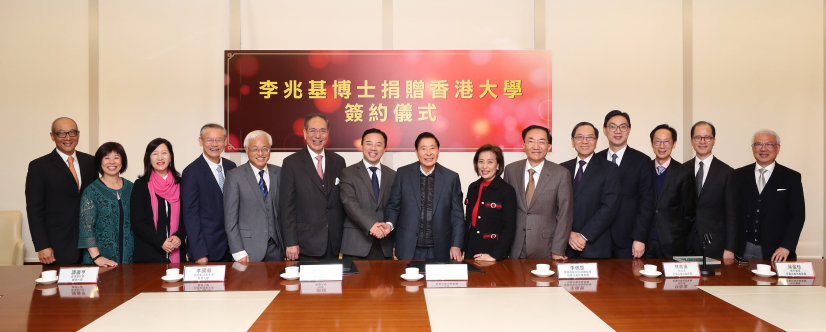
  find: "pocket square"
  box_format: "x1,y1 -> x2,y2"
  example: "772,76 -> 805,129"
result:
777,189 -> 786,191
335,177 -> 340,185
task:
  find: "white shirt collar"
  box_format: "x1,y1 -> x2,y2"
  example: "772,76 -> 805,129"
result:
249,162 -> 268,175
695,154 -> 714,168
607,145 -> 627,162
524,159 -> 546,175
578,153 -> 594,164
202,153 -> 223,169
364,159 -> 380,171
56,149 -> 77,163
420,164 -> 435,176
755,161 -> 776,173
308,146 -> 325,160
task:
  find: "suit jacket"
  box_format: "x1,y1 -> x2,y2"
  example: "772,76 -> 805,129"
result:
503,159 -> 573,258
385,162 -> 464,260
25,149 -> 97,264
181,155 -> 237,261
224,162 -> 283,262
594,147 -> 654,251
130,178 -> 188,263
280,147 -> 347,257
650,159 -> 696,259
561,156 -> 621,259
682,156 -> 738,258
463,176 -> 517,261
734,163 -> 805,260
339,161 -> 396,258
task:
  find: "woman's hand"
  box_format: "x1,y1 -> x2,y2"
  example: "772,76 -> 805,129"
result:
162,237 -> 180,253
169,236 -> 181,248
473,253 -> 496,261
94,256 -> 118,267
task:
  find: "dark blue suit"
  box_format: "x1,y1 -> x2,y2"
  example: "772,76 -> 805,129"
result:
182,155 -> 237,262
561,156 -> 621,259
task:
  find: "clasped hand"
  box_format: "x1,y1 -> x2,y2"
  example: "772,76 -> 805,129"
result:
161,236 -> 181,253
369,223 -> 392,239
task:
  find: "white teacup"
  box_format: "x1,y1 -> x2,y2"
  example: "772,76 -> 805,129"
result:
285,284 -> 299,291
644,264 -> 658,274
536,281 -> 551,287
285,266 -> 299,277
42,288 -> 57,296
406,285 -> 420,293
644,281 -> 657,289
41,270 -> 57,280
405,267 -> 419,277
536,264 -> 551,273
166,268 -> 180,278
756,264 -> 772,274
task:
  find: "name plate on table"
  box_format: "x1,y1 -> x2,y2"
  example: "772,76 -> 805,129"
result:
663,278 -> 699,290
775,262 -> 816,278
426,281 -> 468,288
300,281 -> 343,294
425,264 -> 468,281
778,278 -> 816,286
557,263 -> 598,279
559,279 -> 598,292
663,262 -> 701,278
299,264 -> 343,282
183,265 -> 226,282
58,284 -> 99,297
183,282 -> 225,292
57,267 -> 99,284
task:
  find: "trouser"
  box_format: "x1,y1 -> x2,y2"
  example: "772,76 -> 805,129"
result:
742,242 -> 763,259
343,238 -> 387,261
643,239 -> 666,259
263,238 -> 285,262
412,247 -> 436,260
298,239 -> 338,261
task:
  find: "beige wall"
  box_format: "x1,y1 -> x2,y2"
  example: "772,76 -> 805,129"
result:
1,0 -> 823,261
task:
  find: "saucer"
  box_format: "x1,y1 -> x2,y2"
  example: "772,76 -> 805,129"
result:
35,277 -> 58,284
752,270 -> 776,278
161,274 -> 183,282
280,273 -> 299,281
401,273 -> 424,281
531,270 -> 555,277
639,270 -> 662,278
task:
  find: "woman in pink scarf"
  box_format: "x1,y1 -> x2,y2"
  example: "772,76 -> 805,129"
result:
131,138 -> 187,263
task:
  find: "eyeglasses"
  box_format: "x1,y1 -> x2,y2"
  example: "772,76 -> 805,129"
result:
653,140 -> 672,147
248,147 -> 270,154
574,135 -> 596,142
752,142 -> 777,150
202,138 -> 225,144
307,129 -> 328,135
693,135 -> 714,142
53,130 -> 79,138
607,124 -> 629,133
526,140 -> 548,146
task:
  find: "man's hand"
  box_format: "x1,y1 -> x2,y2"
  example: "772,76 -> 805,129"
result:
286,245 -> 300,260
450,247 -> 463,261
569,232 -> 587,251
552,253 -> 568,261
195,256 -> 208,264
369,223 -> 386,239
632,240 -> 645,258
771,247 -> 790,262
237,256 -> 250,263
473,253 -> 495,261
723,250 -> 735,260
38,248 -> 55,264
377,223 -> 393,235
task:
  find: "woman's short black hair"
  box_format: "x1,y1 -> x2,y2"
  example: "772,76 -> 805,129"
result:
139,138 -> 182,184
473,144 -> 505,178
94,142 -> 128,175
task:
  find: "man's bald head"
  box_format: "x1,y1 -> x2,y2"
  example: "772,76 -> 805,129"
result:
51,117 -> 78,133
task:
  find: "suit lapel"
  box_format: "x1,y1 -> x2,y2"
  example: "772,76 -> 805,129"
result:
357,162 -> 377,202
268,166 -> 279,204
299,148 -> 325,193
513,160 -> 528,211
759,163 -> 783,216
529,160 -> 553,212
379,165 -> 393,203
573,157 -> 598,199
242,163 -> 269,211
49,149 -> 76,181
409,163 -> 422,212
198,156 -> 224,194
698,158 -> 719,198
655,162 -> 676,204
322,151 -> 334,195
431,165 -> 445,211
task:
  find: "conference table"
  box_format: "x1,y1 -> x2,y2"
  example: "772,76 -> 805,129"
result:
1,258 -> 823,331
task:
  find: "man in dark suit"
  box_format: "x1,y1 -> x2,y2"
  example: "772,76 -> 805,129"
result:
224,130 -> 284,262
503,125 -> 573,260
561,122 -> 620,259
735,130 -> 804,262
645,124 -> 695,259
339,129 -> 396,260
281,113 -> 347,261
594,110 -> 655,259
182,123 -> 237,264
682,121 -> 737,259
385,132 -> 464,261
26,117 -> 97,265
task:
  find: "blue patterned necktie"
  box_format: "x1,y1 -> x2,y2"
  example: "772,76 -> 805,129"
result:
612,153 -> 618,165
369,166 -> 380,202
657,166 -> 665,175
258,169 -> 268,198
216,165 -> 224,192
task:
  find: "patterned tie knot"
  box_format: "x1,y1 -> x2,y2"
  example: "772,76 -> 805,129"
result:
216,165 -> 222,172
699,161 -> 704,167
579,160 -> 586,167
528,169 -> 536,176
259,169 -> 264,177
657,166 -> 665,175
68,156 -> 74,164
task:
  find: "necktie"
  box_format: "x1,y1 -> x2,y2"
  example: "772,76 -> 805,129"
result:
369,166 -> 380,202
695,161 -> 704,197
316,155 -> 324,179
258,169 -> 268,198
216,165 -> 224,192
758,168 -> 767,194
611,153 -> 618,165
526,169 -> 536,208
573,160 -> 586,191
67,156 -> 79,191
657,166 -> 665,175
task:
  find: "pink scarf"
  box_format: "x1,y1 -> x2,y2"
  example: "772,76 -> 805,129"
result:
148,171 -> 181,263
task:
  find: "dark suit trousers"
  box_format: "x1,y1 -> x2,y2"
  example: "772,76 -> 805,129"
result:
343,238 -> 387,260
298,240 -> 338,261
611,245 -> 634,259
264,238 -> 285,262
643,239 -> 666,259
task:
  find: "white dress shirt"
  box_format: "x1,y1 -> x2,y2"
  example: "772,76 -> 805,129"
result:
308,146 -> 326,174
202,154 -> 225,186
232,163 -> 270,261
574,153 -> 594,175
694,154 -> 713,187
606,145 -> 628,166
56,149 -> 82,188
364,160 -> 382,187
420,165 -> 435,176
523,159 -> 545,191
754,161 -> 776,188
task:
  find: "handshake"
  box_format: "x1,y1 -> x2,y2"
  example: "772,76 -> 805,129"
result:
369,222 -> 393,239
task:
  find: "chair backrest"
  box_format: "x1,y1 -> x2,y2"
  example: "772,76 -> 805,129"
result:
0,211 -> 23,265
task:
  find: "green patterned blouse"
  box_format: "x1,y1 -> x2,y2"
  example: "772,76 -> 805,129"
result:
79,178 -> 135,264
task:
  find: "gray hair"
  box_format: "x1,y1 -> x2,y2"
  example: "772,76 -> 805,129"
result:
752,129 -> 781,145
243,130 -> 273,149
200,123 -> 227,137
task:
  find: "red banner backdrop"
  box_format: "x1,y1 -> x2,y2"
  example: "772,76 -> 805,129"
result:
224,50 -> 551,152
